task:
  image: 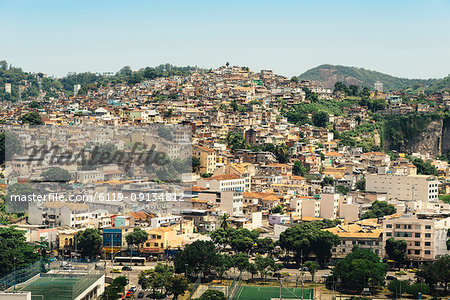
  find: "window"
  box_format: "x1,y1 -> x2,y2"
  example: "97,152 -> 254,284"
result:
396,224 -> 401,229
386,232 -> 392,237
386,224 -> 392,228
415,225 -> 421,229
425,233 -> 431,238
425,250 -> 431,255
425,225 -> 431,229
425,242 -> 431,246
414,250 -> 420,255
415,233 -> 421,238
414,241 -> 420,246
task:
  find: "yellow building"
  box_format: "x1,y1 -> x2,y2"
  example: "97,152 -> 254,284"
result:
140,227 -> 183,255
193,145 -> 216,174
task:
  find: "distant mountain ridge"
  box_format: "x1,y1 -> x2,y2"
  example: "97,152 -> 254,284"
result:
298,64 -> 439,91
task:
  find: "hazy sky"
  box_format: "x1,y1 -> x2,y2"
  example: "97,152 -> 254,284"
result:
1,0 -> 449,79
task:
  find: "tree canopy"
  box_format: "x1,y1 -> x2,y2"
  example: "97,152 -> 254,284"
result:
332,249 -> 387,292
361,200 -> 396,220
278,222 -> 340,265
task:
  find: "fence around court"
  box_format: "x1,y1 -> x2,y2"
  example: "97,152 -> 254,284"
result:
0,260 -> 47,291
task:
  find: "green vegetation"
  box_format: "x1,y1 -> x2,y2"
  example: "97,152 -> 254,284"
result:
411,158 -> 438,175
74,228 -> 102,258
332,249 -> 387,292
0,226 -> 39,276
417,255 -> 450,294
361,200 -> 396,219
278,221 -> 340,265
100,276 -> 128,300
385,238 -> 407,267
298,64 -> 437,91
138,264 -> 189,300
41,167 -> 71,182
383,112 -> 444,152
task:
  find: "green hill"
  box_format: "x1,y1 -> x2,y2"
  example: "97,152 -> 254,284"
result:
298,64 -> 438,91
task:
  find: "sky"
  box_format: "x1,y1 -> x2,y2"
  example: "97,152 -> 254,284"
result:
1,0 -> 449,79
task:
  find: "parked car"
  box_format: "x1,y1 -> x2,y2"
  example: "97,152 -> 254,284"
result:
122,266 -> 132,271
137,291 -> 145,298
395,270 -> 407,276
110,268 -> 122,273
130,286 -> 137,292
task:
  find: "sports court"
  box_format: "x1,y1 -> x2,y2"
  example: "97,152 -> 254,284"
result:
235,285 -> 313,300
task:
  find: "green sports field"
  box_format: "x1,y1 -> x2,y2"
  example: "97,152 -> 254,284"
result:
235,285 -> 313,300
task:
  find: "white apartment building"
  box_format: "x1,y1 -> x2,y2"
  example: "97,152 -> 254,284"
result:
366,174 -> 439,208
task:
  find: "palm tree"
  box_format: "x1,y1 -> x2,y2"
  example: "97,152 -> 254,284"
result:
220,213 -> 230,229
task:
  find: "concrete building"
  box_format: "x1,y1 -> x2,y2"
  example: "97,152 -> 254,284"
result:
325,224 -> 383,259
366,174 -> 440,209
382,215 -> 449,262
193,145 -> 216,174
198,190 -> 244,217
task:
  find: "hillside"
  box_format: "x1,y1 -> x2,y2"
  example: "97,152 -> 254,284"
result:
298,64 -> 438,91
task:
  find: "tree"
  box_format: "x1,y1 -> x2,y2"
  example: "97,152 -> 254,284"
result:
411,158 -> 438,175
219,213 -> 230,230
232,253 -> 250,276
211,227 -> 259,253
304,261 -> 319,283
199,290 -> 226,300
336,185 -> 349,195
20,112 -> 43,125
406,283 -> 430,298
271,205 -> 284,214
293,161 -> 308,176
255,255 -> 281,282
214,254 -> 233,280
0,131 -> 23,165
385,238 -> 407,267
167,275 -> 189,300
192,156 -> 200,170
348,85 -> 359,96
0,226 -> 39,276
278,222 -> 340,266
174,241 -> 218,278
139,264 -> 174,298
0,60 -> 7,70
312,111 -> 329,128
417,255 -> 450,293
275,143 -> 289,163
226,132 -> 247,150
41,167 -> 71,182
334,82 -> 348,94
356,179 -> 366,191
125,228 -> 149,253
75,228 -> 102,258
332,249 -> 387,292
361,200 -> 396,219
322,176 -> 334,187
387,279 -> 410,298
100,276 -> 128,299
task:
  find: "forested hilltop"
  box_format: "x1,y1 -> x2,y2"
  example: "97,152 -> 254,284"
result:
298,64 -> 439,91
0,60 -> 203,101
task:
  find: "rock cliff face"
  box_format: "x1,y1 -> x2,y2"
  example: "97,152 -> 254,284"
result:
384,116 -> 450,157
404,119 -> 443,157
400,118 -> 450,156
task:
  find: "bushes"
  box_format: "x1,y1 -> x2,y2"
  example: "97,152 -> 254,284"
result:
387,280 -> 430,298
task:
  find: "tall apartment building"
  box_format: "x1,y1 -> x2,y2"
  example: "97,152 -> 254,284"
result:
197,174 -> 245,217
366,174 -> 440,210
382,215 -> 450,262
193,145 -> 217,174
294,193 -> 343,220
